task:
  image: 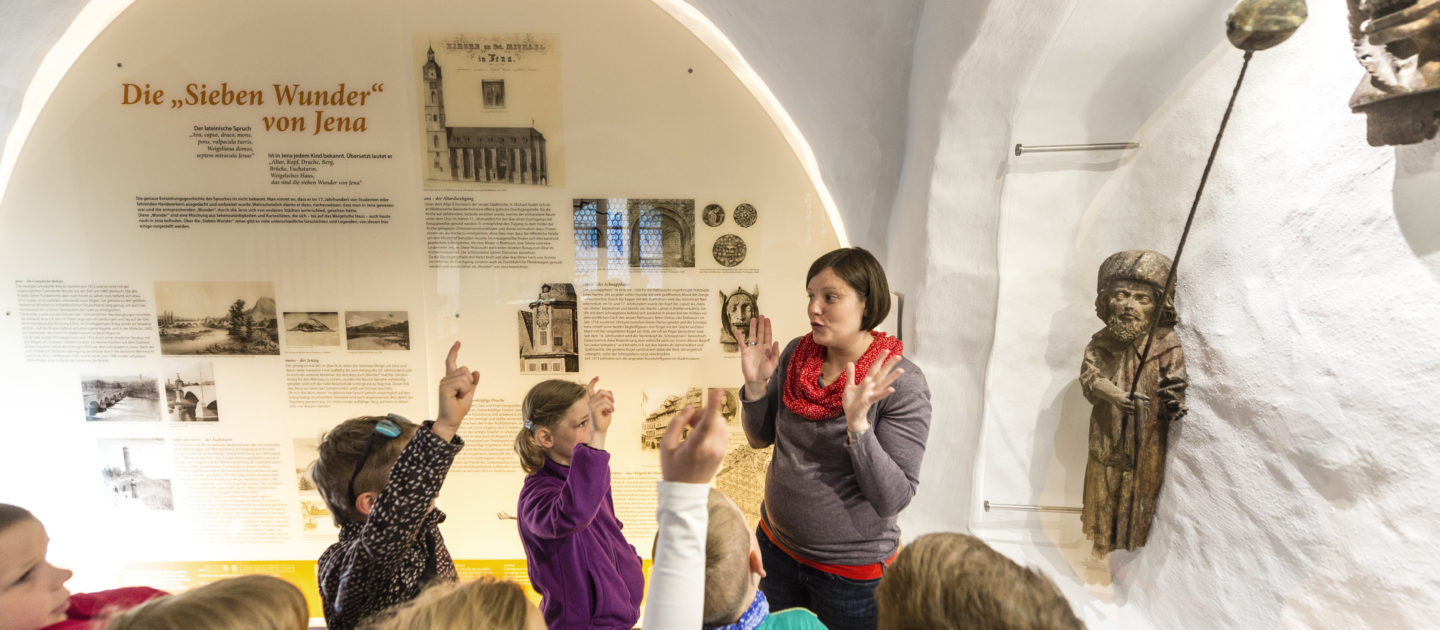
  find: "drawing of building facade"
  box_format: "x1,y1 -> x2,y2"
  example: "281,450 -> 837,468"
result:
422,46 -> 549,185
518,283 -> 578,373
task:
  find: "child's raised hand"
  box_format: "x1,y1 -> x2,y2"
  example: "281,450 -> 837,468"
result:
435,341 -> 480,440
660,388 -> 729,484
586,376 -> 615,435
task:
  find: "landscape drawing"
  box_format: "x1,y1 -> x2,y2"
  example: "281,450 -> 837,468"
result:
346,311 -> 410,351
284,311 -> 341,348
155,281 -> 279,355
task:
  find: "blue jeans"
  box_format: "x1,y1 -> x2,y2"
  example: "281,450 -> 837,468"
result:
756,524 -> 880,630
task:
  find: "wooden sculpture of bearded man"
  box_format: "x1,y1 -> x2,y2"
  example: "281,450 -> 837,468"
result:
1080,250 -> 1188,557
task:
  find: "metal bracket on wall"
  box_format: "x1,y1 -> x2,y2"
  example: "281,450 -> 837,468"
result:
983,500 -> 1082,514
1013,142 -> 1139,156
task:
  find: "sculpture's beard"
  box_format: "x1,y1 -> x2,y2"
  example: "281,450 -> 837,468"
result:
1106,313 -> 1150,344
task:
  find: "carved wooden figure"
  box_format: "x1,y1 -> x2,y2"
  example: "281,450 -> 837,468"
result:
1347,0 -> 1440,144
1080,250 -> 1188,557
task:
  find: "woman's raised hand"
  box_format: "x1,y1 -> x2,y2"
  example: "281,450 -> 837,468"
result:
841,350 -> 904,437
586,376 -> 615,435
740,316 -> 780,400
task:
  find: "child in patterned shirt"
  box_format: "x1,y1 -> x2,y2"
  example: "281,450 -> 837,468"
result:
311,342 -> 479,630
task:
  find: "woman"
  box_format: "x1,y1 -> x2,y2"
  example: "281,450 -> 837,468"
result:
739,247 -> 932,630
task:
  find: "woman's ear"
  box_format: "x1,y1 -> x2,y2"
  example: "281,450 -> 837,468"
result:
535,426 -> 554,448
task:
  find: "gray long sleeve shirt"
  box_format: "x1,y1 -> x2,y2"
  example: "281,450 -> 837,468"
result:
742,337 -> 932,565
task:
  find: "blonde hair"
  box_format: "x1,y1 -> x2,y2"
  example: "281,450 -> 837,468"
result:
361,575 -> 530,630
514,379 -> 587,474
704,489 -> 753,625
309,415 -> 420,525
104,574 -> 307,630
876,533 -> 1083,630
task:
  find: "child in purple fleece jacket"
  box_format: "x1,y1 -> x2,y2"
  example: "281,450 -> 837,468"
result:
513,377 -> 644,630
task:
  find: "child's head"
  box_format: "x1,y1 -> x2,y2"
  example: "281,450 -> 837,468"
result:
310,414 -> 420,525
0,504 -> 73,630
703,489 -> 764,626
514,379 -> 589,473
360,575 -> 545,630
875,533 -> 1082,630
103,574 -> 307,630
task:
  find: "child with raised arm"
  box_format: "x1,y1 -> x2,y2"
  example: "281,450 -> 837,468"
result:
644,390 -> 825,630
311,341 -> 479,630
642,388 -> 729,629
514,377 -> 644,629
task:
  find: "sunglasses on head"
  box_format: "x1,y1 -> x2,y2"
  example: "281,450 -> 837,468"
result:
347,414 -> 406,509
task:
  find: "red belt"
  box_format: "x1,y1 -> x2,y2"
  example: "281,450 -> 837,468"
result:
759,519 -> 897,581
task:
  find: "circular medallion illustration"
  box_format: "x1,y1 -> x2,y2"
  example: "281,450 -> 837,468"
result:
703,203 -> 725,227
712,234 -> 747,267
733,203 -> 757,228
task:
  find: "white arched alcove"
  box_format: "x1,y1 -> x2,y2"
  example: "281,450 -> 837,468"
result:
0,1 -> 875,616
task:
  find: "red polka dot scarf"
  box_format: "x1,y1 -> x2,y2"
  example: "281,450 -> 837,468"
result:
783,331 -> 903,421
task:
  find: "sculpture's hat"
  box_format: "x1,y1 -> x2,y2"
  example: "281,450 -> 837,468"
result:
1098,250 -> 1172,293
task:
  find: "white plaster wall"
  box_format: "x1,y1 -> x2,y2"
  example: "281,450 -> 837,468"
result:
681,0 -> 924,259
884,0 -> 1076,539
972,1 -> 1440,627
0,0 -> 88,155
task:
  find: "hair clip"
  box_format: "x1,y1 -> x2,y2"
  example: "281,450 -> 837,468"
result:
523,419 -> 535,431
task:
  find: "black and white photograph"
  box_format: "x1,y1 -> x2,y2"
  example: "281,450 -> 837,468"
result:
482,79 -> 505,109
283,311 -> 341,348
164,362 -> 219,422
518,282 -> 579,373
733,202 -> 757,228
702,203 -> 725,227
418,33 -> 564,187
154,281 -> 279,355
719,285 -> 760,353
346,311 -> 411,351
628,199 -> 696,268
98,438 -> 174,511
81,372 -> 161,422
712,234 -> 748,268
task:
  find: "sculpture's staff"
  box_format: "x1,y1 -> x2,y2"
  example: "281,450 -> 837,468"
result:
1118,0 -> 1310,462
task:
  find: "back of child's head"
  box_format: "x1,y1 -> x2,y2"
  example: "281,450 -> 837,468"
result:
360,575 -> 530,630
310,414 -> 420,525
703,488 -> 754,626
876,533 -> 1083,630
514,379 -> 587,474
102,574 -> 307,630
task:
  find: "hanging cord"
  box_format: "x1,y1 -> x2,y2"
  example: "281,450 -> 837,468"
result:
1121,50 -> 1254,450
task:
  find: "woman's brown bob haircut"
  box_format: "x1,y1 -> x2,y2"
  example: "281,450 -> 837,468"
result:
806,247 -> 891,332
